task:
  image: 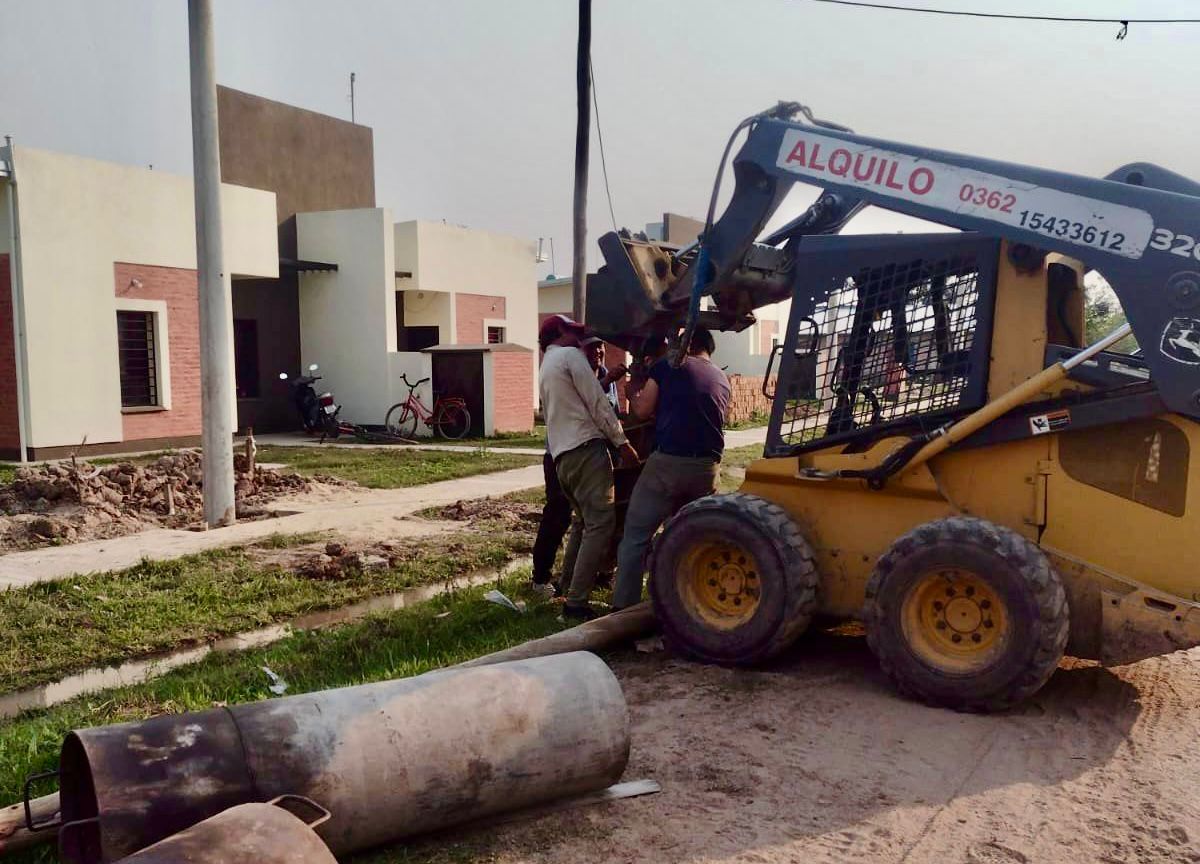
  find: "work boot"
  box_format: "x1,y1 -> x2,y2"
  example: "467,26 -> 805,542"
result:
527,580 -> 559,601
561,602 -> 599,623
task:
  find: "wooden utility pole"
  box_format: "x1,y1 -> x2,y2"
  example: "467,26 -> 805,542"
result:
571,0 -> 591,322
188,0 -> 236,526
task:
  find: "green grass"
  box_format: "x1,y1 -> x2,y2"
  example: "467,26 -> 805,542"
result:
0,528 -> 534,695
725,410 -> 770,430
256,445 -> 540,488
454,425 -> 546,449
0,573 -> 567,864
0,463 -> 15,485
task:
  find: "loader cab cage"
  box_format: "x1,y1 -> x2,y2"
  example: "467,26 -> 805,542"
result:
767,233 -> 999,457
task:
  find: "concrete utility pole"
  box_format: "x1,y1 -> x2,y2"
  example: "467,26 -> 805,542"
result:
571,0 -> 591,322
188,0 -> 236,527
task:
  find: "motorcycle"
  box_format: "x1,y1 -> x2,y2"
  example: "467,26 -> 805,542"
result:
279,364 -> 342,440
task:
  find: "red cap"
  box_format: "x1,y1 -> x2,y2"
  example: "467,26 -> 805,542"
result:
538,313 -> 586,349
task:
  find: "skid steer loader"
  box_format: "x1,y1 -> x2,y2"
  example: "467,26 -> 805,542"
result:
588,102 -> 1200,711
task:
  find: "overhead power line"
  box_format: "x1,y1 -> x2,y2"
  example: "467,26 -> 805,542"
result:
589,57 -> 618,234
806,0 -> 1200,38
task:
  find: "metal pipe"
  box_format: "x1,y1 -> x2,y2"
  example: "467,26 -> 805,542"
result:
903,322 -> 1137,473
187,0 -> 236,526
57,652 -> 629,863
113,798 -> 335,864
2,139 -> 30,462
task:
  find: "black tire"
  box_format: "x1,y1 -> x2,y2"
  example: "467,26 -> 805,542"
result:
863,516 -> 1069,712
649,493 -> 819,665
435,404 -> 471,440
385,403 -> 418,439
321,413 -> 341,440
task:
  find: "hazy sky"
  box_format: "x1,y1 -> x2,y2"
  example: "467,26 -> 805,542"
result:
3,0 -> 1199,272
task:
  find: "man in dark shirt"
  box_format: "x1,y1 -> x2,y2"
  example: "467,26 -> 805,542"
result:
612,327 -> 731,611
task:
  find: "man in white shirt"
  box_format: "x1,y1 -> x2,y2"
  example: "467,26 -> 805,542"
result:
538,314 -> 638,620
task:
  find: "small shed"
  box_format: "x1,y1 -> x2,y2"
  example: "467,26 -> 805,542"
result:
423,344 -> 534,437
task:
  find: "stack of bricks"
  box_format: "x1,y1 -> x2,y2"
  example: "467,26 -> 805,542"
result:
726,374 -> 773,424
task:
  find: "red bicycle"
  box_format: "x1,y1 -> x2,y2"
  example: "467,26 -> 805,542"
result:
385,374 -> 472,440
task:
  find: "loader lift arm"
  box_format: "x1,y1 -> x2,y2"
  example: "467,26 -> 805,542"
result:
591,104 -> 1200,421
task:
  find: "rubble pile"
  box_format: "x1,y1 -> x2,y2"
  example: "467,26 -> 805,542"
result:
435,496 -> 542,526
0,450 -> 335,548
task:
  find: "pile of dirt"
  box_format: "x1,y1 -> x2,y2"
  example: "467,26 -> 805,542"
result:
291,540 -> 400,580
0,450 -> 341,549
434,496 -> 543,527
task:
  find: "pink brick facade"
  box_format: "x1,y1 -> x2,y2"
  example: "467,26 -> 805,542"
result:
456,293 -> 505,344
491,350 -> 533,433
759,320 -> 779,355
114,262 -> 202,442
0,255 -> 19,454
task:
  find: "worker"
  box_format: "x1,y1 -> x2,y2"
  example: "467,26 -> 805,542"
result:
611,327 -> 730,611
582,336 -> 626,411
531,335 -> 629,598
538,314 -> 639,620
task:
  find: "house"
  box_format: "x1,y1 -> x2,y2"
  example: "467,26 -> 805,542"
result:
0,89 -> 536,460
0,144 -> 279,460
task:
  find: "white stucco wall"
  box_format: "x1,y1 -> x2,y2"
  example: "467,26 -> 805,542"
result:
395,280 -> 453,345
10,146 -> 277,448
396,221 -> 536,347
396,220 -> 537,402
537,279 -> 572,316
297,208 -> 397,426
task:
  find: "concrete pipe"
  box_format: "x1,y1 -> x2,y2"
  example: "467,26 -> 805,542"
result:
56,652 -> 629,864
113,797 -> 335,864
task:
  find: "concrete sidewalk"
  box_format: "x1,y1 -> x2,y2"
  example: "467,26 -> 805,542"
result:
0,464 -> 544,590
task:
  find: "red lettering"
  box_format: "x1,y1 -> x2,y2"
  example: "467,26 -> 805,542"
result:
875,158 -> 889,185
785,140 -> 808,165
885,162 -> 905,190
828,148 -> 851,177
908,167 -> 935,195
808,143 -> 827,171
852,154 -> 877,182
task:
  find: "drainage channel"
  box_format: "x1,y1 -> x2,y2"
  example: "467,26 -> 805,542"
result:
0,557 -> 532,720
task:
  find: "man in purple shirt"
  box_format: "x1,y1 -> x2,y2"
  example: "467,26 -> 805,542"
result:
612,327 -> 731,611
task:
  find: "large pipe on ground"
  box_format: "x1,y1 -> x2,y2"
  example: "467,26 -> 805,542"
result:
55,652 -> 628,864
113,798 -> 336,864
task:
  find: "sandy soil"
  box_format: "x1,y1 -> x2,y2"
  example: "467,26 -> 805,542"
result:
454,630 -> 1200,864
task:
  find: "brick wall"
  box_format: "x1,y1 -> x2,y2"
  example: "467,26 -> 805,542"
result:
0,255 -> 18,454
456,293 -> 506,344
114,262 -> 202,442
726,374 -> 772,425
491,351 -> 533,433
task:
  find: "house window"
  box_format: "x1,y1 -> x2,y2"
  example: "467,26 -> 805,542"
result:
234,319 -> 260,398
117,310 -> 159,407
486,326 -> 506,345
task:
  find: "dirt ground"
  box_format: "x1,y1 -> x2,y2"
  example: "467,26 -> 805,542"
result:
452,630 -> 1200,864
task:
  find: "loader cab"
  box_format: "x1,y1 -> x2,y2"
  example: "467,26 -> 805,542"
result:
765,235 -> 1150,460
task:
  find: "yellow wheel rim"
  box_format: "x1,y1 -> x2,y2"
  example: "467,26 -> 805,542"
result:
677,540 -> 762,630
900,568 -> 1009,675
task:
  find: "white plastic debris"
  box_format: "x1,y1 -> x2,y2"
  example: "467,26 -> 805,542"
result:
483,589 -> 523,613
261,665 -> 289,695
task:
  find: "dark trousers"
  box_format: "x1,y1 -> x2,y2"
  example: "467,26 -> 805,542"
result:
532,452 -> 572,584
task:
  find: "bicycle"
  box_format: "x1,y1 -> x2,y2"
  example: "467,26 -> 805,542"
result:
385,374 -> 472,440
